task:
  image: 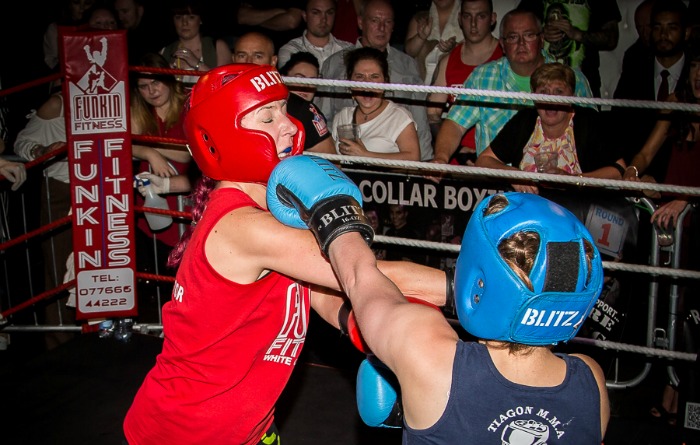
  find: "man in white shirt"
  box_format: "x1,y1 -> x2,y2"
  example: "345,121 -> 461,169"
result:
317,0 -> 434,161
277,0 -> 354,69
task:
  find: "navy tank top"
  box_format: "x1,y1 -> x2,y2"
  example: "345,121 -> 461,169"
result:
403,341 -> 602,444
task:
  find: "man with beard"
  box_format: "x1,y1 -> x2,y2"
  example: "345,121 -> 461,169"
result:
612,0 -> 691,171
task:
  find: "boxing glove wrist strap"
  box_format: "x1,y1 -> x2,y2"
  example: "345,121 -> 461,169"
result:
306,196 -> 374,256
444,266 -> 456,316
382,401 -> 404,428
338,299 -> 352,336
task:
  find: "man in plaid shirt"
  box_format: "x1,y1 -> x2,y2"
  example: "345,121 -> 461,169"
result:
432,8 -> 592,165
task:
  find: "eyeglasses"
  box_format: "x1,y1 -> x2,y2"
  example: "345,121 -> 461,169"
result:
502,32 -> 541,44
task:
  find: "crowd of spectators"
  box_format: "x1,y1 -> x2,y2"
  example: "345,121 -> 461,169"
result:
0,4 -> 698,227
1,0 -> 700,434
2,0 -> 698,158
0,0 -> 698,149
3,0 -> 699,266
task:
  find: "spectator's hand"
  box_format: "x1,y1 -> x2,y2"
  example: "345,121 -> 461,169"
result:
650,200 -> 688,230
36,141 -> 67,159
623,167 -> 641,181
338,139 -> 368,157
171,48 -> 201,69
544,18 -> 581,42
135,172 -> 171,196
513,184 -> 539,194
145,150 -> 177,177
424,158 -> 449,184
437,36 -> 457,53
0,162 -> 27,191
638,174 -> 661,199
416,13 -> 432,41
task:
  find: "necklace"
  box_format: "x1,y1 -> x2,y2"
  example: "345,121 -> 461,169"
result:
357,100 -> 385,122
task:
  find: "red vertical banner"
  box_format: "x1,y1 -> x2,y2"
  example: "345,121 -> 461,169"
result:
61,30 -> 137,320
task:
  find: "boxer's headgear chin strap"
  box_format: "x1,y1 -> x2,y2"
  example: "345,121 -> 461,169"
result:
184,63 -> 305,183
454,192 -> 603,346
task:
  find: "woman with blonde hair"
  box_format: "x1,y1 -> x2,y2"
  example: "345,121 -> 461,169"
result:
130,52 -> 193,317
477,62 -> 626,194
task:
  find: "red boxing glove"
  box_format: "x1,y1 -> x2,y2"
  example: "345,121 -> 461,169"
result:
404,296 -> 441,312
338,300 -> 371,354
338,297 -> 442,354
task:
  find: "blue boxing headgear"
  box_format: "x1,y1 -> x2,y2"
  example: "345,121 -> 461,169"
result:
455,192 -> 603,345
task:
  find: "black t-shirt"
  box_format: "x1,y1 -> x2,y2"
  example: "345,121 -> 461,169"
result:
489,106 -> 637,248
126,11 -> 175,66
286,93 -> 331,151
489,106 -> 621,172
234,0 -> 306,52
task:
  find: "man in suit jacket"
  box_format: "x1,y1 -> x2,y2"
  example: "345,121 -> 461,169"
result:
612,0 -> 691,171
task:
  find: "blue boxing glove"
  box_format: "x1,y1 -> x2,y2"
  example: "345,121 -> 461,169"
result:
267,155 -> 373,255
356,356 -> 403,429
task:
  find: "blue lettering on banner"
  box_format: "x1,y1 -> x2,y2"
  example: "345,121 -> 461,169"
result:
594,207 -> 625,226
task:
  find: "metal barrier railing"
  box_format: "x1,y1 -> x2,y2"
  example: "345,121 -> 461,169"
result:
0,152 -> 188,338
601,198 -> 696,389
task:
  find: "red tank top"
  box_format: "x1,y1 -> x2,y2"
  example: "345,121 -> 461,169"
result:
445,43 -> 503,157
665,139 -> 700,188
333,0 -> 359,43
134,112 -> 190,246
124,188 -> 311,444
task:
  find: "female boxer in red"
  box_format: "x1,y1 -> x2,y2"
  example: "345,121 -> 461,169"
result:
122,63 -> 447,445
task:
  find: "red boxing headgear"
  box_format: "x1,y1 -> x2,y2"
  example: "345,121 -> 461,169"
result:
184,63 -> 305,183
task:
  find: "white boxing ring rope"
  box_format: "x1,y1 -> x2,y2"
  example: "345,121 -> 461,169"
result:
312,153 -> 700,282
285,76 -> 700,113
284,75 -> 700,383
318,152 -> 700,197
